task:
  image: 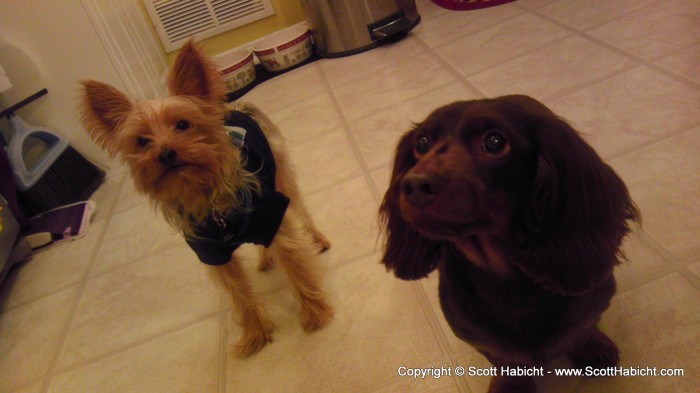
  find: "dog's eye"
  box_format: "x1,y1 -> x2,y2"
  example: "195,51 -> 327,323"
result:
482,131 -> 508,155
416,136 -> 431,154
175,120 -> 190,131
136,136 -> 151,148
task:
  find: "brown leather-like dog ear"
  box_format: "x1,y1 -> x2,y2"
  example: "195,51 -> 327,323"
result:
514,104 -> 640,295
80,79 -> 133,156
379,128 -> 444,280
167,39 -> 225,109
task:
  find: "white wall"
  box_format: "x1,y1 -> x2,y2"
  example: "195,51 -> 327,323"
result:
0,0 -> 165,168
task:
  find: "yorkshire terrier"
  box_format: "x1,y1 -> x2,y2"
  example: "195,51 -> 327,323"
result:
79,40 -> 334,357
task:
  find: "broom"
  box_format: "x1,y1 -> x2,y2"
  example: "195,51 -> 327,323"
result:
6,114 -> 105,217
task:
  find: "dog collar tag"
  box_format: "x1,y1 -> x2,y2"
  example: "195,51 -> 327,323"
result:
225,126 -> 247,148
211,208 -> 227,229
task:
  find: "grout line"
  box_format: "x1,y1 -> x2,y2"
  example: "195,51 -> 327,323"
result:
416,4 -> 526,56
678,265 -> 700,292
541,63 -> 642,103
412,33 -> 487,99
46,311 -> 220,380
513,0 -> 654,31
217,293 -> 229,393
314,62 -> 385,205
608,227 -> 695,295
39,174 -> 128,393
520,3 -> 700,93
2,174 -> 131,313
636,229 -> 694,270
607,119 -> 700,162
409,279 -> 472,393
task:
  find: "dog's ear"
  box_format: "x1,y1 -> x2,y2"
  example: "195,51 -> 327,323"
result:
80,79 -> 133,155
515,106 -> 640,295
379,128 -> 444,280
167,39 -> 225,107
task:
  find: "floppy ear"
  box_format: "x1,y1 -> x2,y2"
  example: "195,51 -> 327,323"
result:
379,128 -> 445,280
80,79 -> 133,156
167,39 -> 225,110
515,113 -> 640,295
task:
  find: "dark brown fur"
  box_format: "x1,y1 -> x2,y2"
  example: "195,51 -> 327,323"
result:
380,95 -> 639,392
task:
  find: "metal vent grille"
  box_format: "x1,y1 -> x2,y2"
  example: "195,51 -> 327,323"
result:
145,0 -> 275,52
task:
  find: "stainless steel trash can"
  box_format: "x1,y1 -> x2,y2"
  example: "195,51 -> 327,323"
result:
302,0 -> 420,58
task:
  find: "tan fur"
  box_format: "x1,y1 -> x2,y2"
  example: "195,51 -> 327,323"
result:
79,39 -> 333,357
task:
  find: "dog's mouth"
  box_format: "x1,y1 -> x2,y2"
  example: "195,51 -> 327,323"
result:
156,163 -> 204,184
400,199 -> 487,239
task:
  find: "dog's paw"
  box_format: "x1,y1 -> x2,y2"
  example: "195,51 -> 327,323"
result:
568,329 -> 620,370
301,300 -> 334,332
234,323 -> 275,358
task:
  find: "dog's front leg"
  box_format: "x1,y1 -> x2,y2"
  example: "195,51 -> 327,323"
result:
269,208 -> 334,332
208,257 -> 275,357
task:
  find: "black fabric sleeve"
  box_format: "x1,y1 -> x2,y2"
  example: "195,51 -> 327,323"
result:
185,237 -> 240,266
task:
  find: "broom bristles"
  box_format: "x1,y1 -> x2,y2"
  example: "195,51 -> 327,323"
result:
19,146 -> 105,217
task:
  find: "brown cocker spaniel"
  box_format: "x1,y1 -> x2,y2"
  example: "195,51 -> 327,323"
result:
380,95 -> 640,393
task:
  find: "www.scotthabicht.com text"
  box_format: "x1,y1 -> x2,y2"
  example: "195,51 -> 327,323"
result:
397,365 -> 685,379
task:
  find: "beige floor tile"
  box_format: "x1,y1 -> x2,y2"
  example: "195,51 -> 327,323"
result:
267,92 -> 343,146
239,63 -> 327,113
349,83 -> 479,171
538,0 -> 659,31
655,43 -> 700,85
373,363 -> 461,392
468,35 -> 637,100
688,261 -> 700,279
587,273 -> 700,392
371,165 -> 391,201
112,177 -> 148,215
91,202 -> 181,274
437,13 -> 571,77
289,126 -> 363,196
305,176 -> 380,268
517,0 -> 557,8
611,127 -> 700,261
0,285 -> 80,391
56,245 -> 220,370
319,37 -> 428,89
548,66 -> 700,159
415,0 -> 449,21
1,219 -> 105,309
588,0 -> 700,61
225,254 -> 443,393
48,317 -> 219,393
333,52 -> 458,123
615,230 -> 673,292
414,2 -> 522,48
13,383 -> 43,393
89,172 -> 124,223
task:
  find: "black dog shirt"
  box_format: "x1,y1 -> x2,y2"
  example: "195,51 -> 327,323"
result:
185,111 -> 290,265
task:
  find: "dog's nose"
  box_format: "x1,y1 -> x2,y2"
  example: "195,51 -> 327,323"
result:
401,172 -> 444,207
158,148 -> 178,167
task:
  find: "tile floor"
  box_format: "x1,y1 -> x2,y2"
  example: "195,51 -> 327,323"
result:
2,0 -> 700,392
